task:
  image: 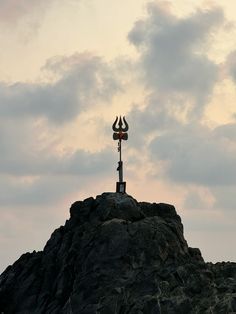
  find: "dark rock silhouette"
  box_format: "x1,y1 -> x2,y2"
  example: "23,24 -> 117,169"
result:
0,192 -> 236,313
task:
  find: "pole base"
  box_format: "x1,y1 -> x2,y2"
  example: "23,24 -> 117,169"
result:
116,182 -> 126,193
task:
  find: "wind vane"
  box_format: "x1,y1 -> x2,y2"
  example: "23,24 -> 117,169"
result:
112,116 -> 129,193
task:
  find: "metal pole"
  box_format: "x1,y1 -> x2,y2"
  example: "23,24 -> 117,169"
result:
120,139 -> 123,182
118,139 -> 123,182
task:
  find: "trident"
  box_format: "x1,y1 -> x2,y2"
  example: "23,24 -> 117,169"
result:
112,116 -> 129,193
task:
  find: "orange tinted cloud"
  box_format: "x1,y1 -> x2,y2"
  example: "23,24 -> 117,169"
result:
0,0 -> 55,24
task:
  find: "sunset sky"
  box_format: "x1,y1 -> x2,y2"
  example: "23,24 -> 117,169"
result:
1,0 -> 236,272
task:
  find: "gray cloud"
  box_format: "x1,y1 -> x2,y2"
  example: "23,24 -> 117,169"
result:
0,49 -> 121,213
0,112 -> 115,179
0,53 -> 120,123
213,122 -> 236,141
0,175 -> 77,206
126,3 -> 236,190
226,50 -> 236,84
0,112 -> 115,207
127,94 -> 182,149
149,122 -> 236,186
0,148 -> 114,206
0,141 -> 115,178
128,3 -> 224,119
184,191 -> 209,210
0,142 -> 115,206
211,186 -> 236,211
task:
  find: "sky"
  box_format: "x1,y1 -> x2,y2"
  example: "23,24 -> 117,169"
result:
0,0 -> 236,272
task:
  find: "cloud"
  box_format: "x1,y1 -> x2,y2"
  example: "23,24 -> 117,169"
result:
0,147 -> 114,206
0,53 -> 120,123
211,186 -> 236,211
0,132 -> 115,177
125,3 -> 236,189
0,122 -> 115,204
149,122 -> 236,186
128,2 -> 225,119
0,112 -> 115,205
0,175 -> 75,206
0,0 -> 60,25
213,122 -> 236,141
127,94 -> 182,148
0,52 -> 120,207
181,184 -> 215,211
226,50 -> 236,83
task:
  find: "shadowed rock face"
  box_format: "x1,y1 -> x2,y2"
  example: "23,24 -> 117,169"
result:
0,192 -> 235,313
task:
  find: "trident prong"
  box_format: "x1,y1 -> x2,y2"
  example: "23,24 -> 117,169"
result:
112,116 -> 119,132
122,116 -> 129,132
112,116 -> 129,132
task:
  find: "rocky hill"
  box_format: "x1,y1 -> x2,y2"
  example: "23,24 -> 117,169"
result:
0,192 -> 236,313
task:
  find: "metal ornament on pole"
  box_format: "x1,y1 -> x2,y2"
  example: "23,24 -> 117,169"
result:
112,116 -> 129,193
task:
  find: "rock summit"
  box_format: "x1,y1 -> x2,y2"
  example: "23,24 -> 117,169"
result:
0,192 -> 236,313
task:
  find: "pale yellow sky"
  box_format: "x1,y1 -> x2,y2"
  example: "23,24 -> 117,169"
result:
0,0 -> 146,81
1,0 -> 235,80
1,0 -> 235,126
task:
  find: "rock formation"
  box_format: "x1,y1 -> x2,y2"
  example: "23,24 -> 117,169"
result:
0,192 -> 236,313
